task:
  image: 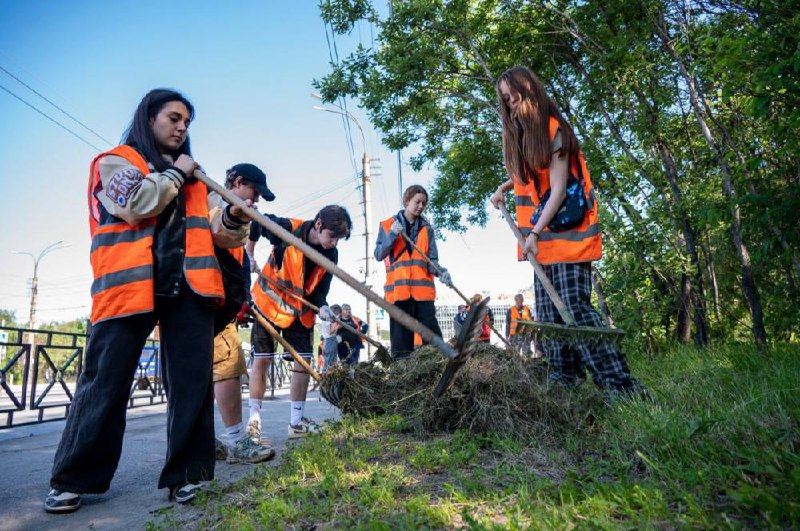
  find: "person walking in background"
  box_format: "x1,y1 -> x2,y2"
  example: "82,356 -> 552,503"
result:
506,293 -> 532,355
209,163 -> 276,465
47,89 -> 239,513
491,66 -> 642,397
338,303 -> 367,366
320,304 -> 341,373
374,185 -> 451,360
452,304 -> 467,340
247,205 -> 352,440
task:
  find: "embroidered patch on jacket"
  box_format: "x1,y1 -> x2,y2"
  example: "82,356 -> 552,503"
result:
106,168 -> 144,207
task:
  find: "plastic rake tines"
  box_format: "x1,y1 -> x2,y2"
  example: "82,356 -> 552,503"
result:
516,320 -> 626,348
432,297 -> 491,399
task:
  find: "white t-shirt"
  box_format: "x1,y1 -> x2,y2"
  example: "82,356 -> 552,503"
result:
321,320 -> 337,339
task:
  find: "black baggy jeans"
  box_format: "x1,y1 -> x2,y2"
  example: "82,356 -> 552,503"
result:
50,286 -> 215,493
389,299 -> 442,360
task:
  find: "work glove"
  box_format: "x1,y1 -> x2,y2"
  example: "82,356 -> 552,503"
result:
439,268 -> 453,288
389,219 -> 403,236
248,254 -> 260,273
319,305 -> 334,321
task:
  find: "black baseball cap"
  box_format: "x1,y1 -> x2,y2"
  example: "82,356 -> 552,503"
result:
229,163 -> 275,201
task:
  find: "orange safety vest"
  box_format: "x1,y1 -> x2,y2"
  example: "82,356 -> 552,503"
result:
380,217 -> 436,303
479,313 -> 491,342
251,219 -> 326,329
228,246 -> 245,264
508,305 -> 532,336
513,117 -> 602,265
413,332 -> 422,347
87,146 -> 224,324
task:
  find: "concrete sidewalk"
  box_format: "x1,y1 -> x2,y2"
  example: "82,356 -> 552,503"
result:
0,389 -> 340,531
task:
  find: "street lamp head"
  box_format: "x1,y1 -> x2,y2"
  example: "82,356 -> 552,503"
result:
313,105 -> 328,111
311,92 -> 323,100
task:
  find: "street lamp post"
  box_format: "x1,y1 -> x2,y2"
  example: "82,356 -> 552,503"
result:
11,240 -> 71,329
312,95 -> 376,358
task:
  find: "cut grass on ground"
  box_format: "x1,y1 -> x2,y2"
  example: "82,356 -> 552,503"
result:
159,343 -> 799,529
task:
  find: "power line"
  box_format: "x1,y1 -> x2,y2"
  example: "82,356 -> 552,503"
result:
0,64 -> 113,147
0,83 -> 103,151
323,19 -> 360,186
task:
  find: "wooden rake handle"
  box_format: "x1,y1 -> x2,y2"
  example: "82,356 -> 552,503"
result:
497,203 -> 577,326
248,303 -> 322,383
398,231 -> 514,349
255,268 -> 384,350
194,170 -> 458,359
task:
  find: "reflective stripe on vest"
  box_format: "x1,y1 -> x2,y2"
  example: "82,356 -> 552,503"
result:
512,117 -> 603,265
380,217 -> 436,303
88,146 -> 224,324
251,219 -> 325,328
509,305 -> 532,336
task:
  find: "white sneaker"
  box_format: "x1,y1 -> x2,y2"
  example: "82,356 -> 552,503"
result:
246,418 -> 261,443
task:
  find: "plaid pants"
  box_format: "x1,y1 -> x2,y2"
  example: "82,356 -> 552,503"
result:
534,262 -> 638,390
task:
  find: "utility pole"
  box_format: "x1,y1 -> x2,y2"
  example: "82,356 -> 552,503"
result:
361,153 -> 374,359
397,150 -> 403,202
313,94 -> 376,358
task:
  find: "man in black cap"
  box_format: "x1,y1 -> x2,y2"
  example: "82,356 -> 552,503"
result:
210,163 -> 277,464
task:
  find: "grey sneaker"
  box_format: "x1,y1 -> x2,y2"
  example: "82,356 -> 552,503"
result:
288,423 -> 311,439
215,438 -> 228,460
170,483 -> 201,504
246,418 -> 261,443
227,437 -> 276,464
44,489 -> 81,513
300,416 -> 321,433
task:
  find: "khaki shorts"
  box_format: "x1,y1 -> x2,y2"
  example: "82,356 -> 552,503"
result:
213,323 -> 247,382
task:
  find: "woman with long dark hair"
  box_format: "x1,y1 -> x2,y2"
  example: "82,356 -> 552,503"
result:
46,89 -> 250,513
490,66 -> 641,397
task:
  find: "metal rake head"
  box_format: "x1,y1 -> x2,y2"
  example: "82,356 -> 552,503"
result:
432,297 -> 491,399
515,320 -> 626,349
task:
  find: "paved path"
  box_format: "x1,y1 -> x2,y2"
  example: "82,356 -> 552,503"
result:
0,389 -> 340,530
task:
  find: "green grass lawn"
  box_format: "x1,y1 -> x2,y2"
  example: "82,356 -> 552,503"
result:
163,343 -> 799,529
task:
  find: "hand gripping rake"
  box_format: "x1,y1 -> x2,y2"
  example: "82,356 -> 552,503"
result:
398,231 -> 515,351
498,203 -> 625,347
253,267 -> 391,362
195,171 -> 489,400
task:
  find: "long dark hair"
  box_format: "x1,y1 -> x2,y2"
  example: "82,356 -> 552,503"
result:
496,66 -> 578,184
121,89 -> 194,172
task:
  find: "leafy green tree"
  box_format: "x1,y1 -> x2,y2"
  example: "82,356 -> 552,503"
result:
316,0 -> 800,347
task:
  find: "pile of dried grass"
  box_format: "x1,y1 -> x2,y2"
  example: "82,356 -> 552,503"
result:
321,344 -> 603,440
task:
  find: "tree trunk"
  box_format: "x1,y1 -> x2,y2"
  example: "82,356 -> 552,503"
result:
675,274 -> 692,343
702,231 -> 721,321
655,7 -> 767,345
591,267 -> 613,327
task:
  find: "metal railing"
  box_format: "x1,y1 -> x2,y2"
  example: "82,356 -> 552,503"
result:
0,325 -> 163,429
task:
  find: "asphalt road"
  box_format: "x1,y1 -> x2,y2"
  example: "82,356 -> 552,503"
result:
0,388 -> 340,531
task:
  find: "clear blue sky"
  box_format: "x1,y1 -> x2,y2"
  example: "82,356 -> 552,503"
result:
0,1 -> 532,328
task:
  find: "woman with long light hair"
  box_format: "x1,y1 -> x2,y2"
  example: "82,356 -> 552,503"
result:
491,66 -> 642,397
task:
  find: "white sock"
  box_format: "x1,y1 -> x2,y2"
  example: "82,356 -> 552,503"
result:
249,399 -> 262,422
225,422 -> 245,446
290,401 -> 305,426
